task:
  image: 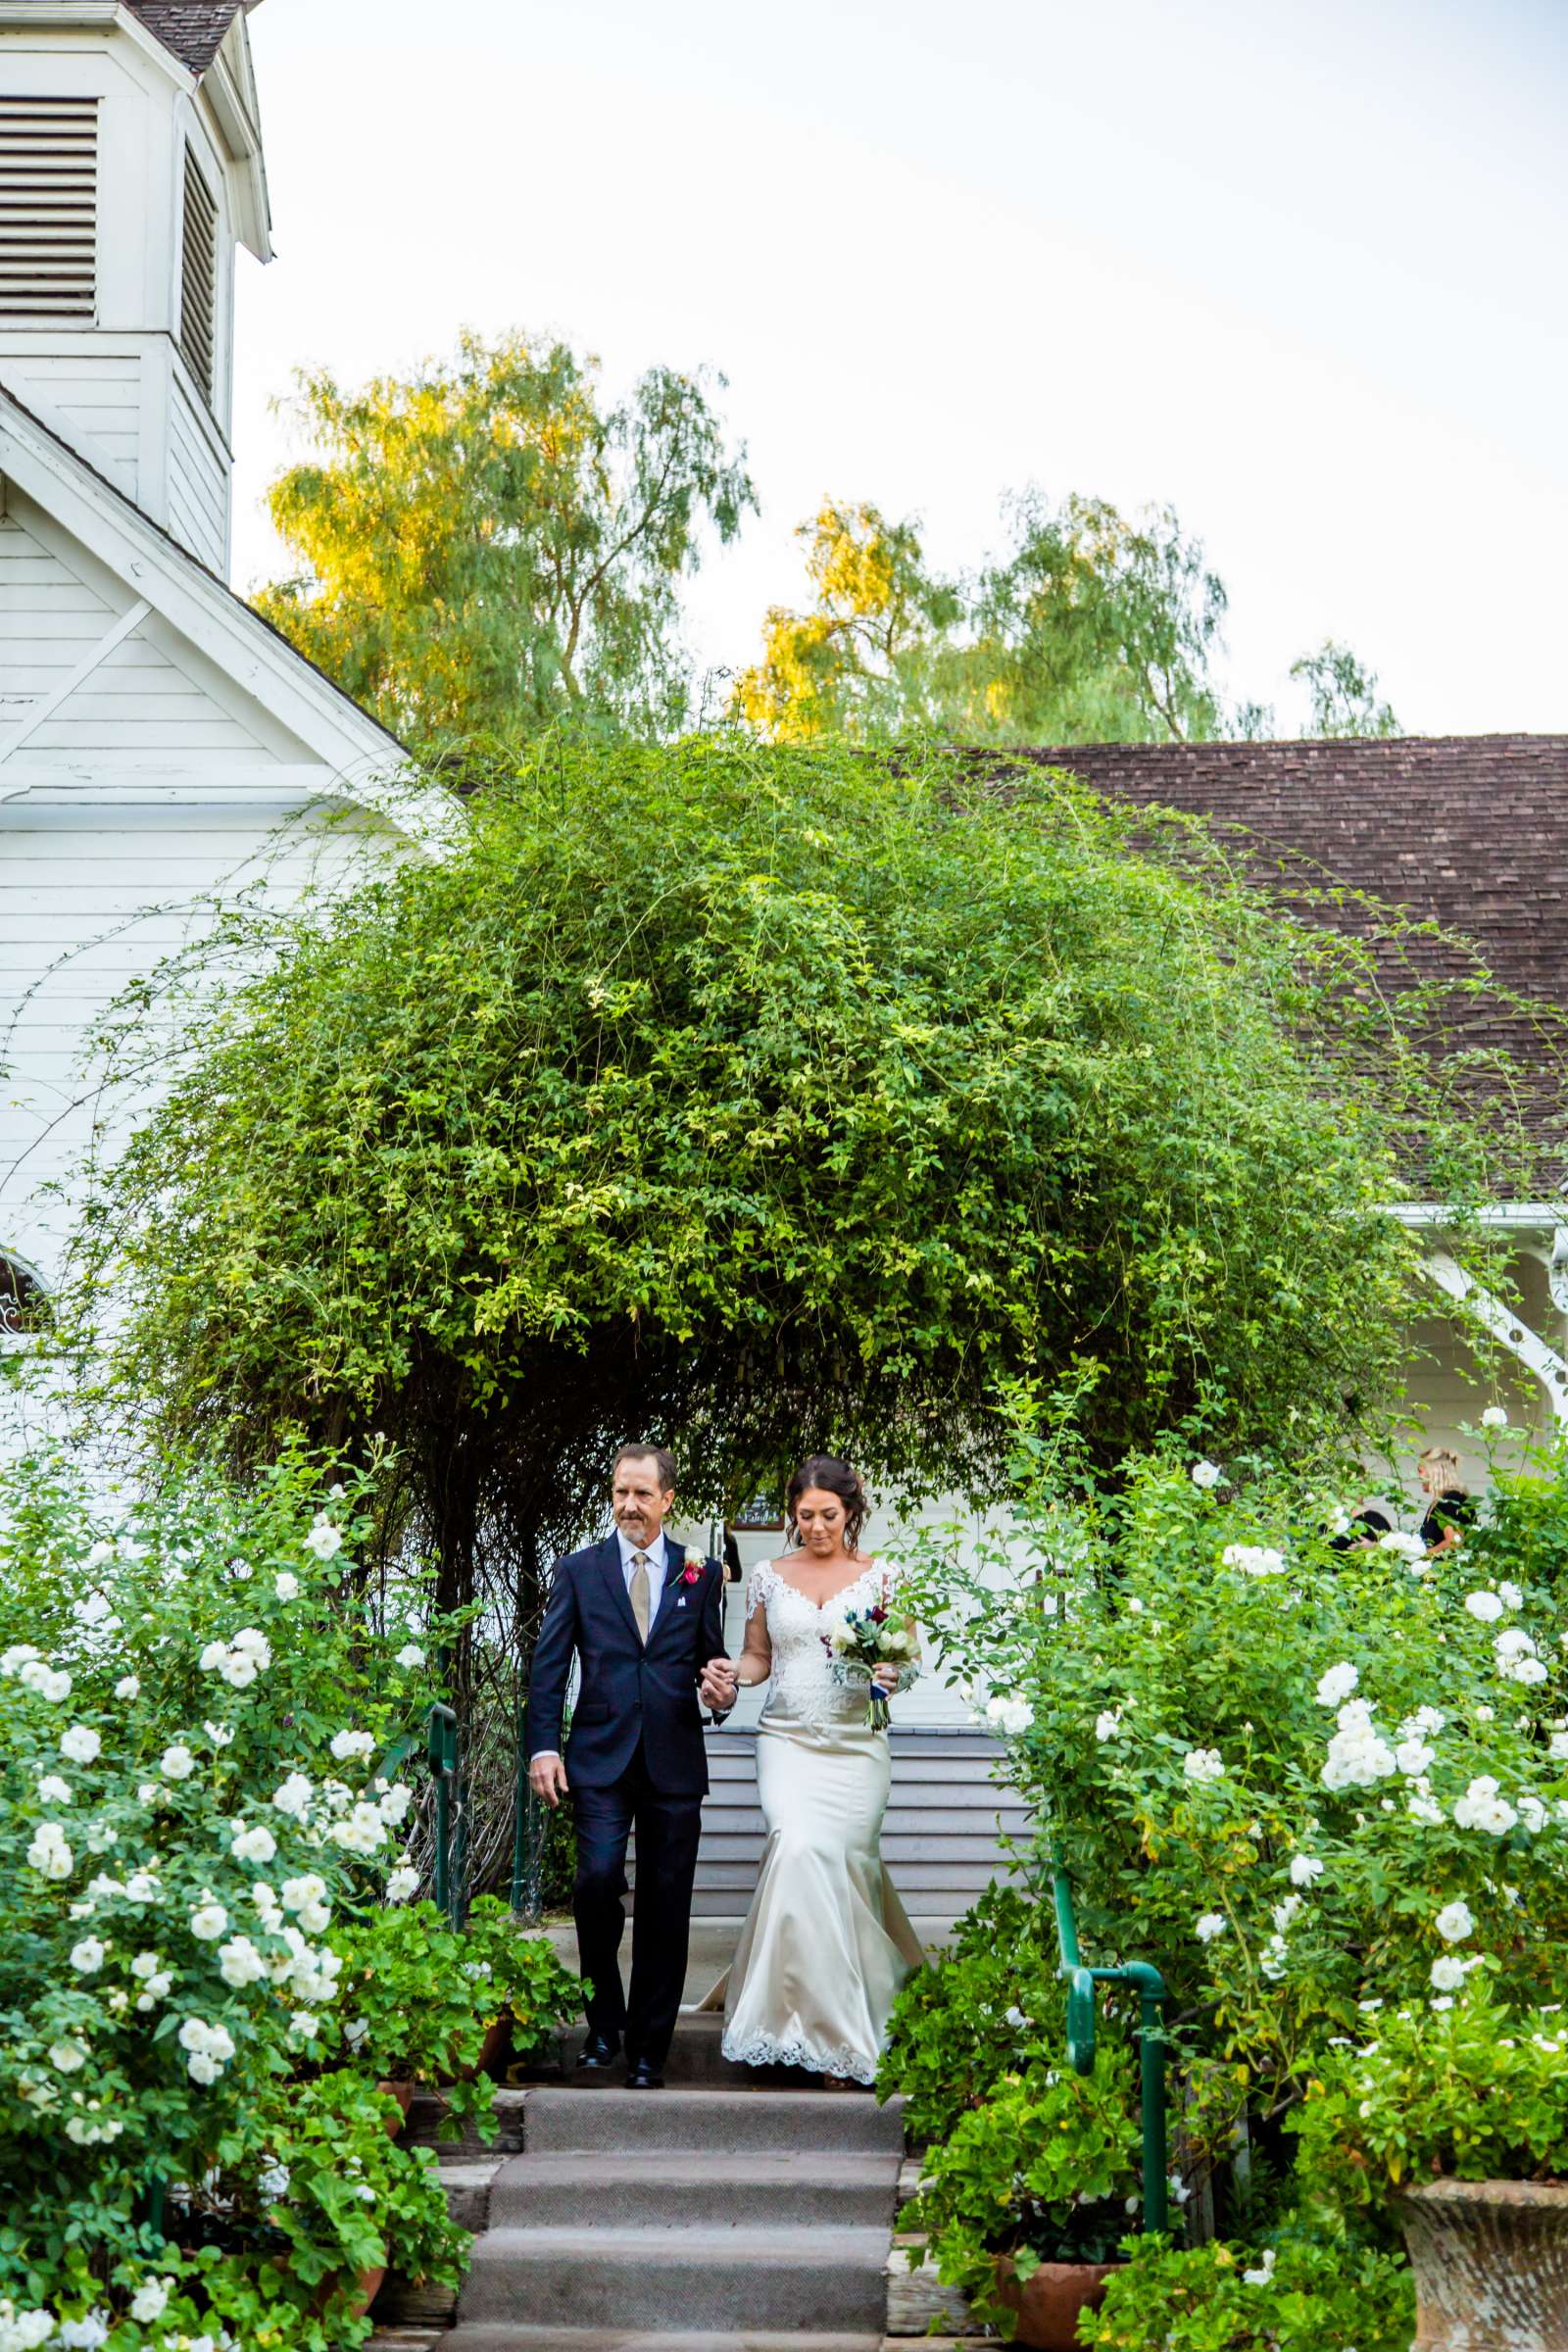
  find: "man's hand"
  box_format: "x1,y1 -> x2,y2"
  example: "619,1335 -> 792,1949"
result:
528,1753 -> 569,1809
701,1657 -> 738,1712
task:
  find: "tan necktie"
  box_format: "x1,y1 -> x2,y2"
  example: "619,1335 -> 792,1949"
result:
629,1549 -> 651,1643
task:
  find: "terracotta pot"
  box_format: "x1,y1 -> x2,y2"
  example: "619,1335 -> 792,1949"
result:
349,2266 -> 386,2322
477,2015 -> 514,2082
376,2078 -> 416,2137
1398,2178 -> 1568,2350
995,2256 -> 1120,2352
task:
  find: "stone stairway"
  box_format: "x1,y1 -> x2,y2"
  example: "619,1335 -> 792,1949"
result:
430,2015 -> 905,2352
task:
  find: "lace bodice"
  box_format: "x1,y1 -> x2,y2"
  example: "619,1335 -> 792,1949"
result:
746,1559 -> 893,1729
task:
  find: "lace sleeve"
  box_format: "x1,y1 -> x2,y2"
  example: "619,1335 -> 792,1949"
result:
746,1560 -> 780,1617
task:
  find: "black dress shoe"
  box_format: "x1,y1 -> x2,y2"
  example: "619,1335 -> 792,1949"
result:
625,2056 -> 664,2088
576,2033 -> 620,2070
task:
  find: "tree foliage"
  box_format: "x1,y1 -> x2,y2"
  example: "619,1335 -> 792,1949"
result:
1290,638 -> 1401,739
68,738 -> 1442,1638
732,491 -> 1390,749
255,331 -> 755,751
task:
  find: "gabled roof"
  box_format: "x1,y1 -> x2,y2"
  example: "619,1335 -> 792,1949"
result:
1021,735 -> 1568,1154
0,379 -> 460,851
122,0 -> 247,74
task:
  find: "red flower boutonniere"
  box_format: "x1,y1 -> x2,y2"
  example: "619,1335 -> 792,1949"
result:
682,1549 -> 705,1585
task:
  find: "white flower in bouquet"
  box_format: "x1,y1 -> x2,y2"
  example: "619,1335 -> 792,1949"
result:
1190,1459 -> 1221,1490
1314,1661 -> 1358,1708
1434,1899 -> 1474,1942
289,2011 -> 319,2039
1271,1895 -> 1301,1934
303,1513 -> 343,1561
1242,2251 -> 1277,2288
129,1950 -> 162,1982
1400,1705 -> 1446,1739
59,1726 -> 100,1765
1182,1747 -> 1224,1784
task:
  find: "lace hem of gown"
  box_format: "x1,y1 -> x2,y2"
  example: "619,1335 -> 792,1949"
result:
719,2023 -> 880,2084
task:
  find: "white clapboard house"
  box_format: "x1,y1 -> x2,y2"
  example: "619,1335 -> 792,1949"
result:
2,6 -> 1565,1929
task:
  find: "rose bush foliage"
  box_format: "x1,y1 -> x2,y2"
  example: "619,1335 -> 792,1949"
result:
884,1410 -> 1568,2339
0,1453 -> 577,2352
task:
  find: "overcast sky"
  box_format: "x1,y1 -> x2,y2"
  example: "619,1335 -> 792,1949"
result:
230,0 -> 1568,737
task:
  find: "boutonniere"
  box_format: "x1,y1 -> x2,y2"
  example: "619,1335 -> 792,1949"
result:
682,1549 -> 705,1585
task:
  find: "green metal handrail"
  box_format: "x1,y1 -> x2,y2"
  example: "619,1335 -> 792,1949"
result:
1051,1858 -> 1171,2235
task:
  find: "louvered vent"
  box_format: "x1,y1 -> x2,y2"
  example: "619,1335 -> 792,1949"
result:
179,146 -> 218,402
0,95 -> 98,323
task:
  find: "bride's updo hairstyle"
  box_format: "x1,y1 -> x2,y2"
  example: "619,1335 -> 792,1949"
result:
786,1454 -> 869,1552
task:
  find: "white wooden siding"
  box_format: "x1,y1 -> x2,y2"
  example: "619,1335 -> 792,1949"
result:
0,795 -> 405,1283
0,346 -> 142,499
167,371 -> 227,572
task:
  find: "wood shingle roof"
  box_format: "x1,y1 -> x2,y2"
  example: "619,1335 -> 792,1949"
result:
1026,734 -> 1568,1158
123,1 -> 246,74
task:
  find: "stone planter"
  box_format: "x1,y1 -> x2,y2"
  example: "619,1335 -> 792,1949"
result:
1399,2178 -> 1568,2350
995,2256 -> 1120,2352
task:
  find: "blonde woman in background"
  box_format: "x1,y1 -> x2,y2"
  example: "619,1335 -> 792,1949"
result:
1417,1446 -> 1474,1556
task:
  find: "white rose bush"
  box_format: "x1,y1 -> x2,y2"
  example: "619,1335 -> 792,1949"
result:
889,1411 -> 1568,2348
0,1452 -> 574,2351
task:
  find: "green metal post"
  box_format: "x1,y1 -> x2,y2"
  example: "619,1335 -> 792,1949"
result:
1049,1855 -> 1171,2236
427,1702 -> 459,1927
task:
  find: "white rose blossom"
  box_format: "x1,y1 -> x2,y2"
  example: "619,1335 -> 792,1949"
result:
1094,1710 -> 1121,1743
1430,1954 -> 1467,1992
385,1864 -> 420,1903
1190,1460 -> 1221,1490
1289,1854 -> 1325,1887
303,1514 -> 343,1560
188,1895 -> 228,1941
1434,1899 -> 1475,1942
160,1744 -> 196,1782
274,1571 -> 300,1601
1195,1913 -> 1226,1942
329,1729 -> 375,1762
230,1821 -> 277,1865
26,1823 -> 74,1880
1465,1592 -> 1504,1624
59,1726 -> 101,1765
1183,1747 -> 1224,1785
1482,1405 -> 1508,1430
1315,1662 -> 1359,1708
69,1936 -> 107,1974
1222,1544 -> 1286,1578
114,1675 -> 140,1700
128,2282 -> 172,2326
395,1642 -> 426,1669
36,1774 -> 72,1806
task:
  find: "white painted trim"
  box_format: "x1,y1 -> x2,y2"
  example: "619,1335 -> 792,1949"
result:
1425,1249 -> 1568,1423
0,593 -> 149,774
1386,1202 -> 1568,1231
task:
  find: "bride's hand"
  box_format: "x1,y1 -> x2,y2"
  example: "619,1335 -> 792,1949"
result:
871,1664 -> 900,1692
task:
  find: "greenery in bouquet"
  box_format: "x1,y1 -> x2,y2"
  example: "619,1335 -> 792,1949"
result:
1294,1969 -> 1568,2209
0,1448 -> 486,2347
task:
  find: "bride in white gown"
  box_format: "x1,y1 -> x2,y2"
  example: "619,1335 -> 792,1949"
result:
717,1455 -> 926,2085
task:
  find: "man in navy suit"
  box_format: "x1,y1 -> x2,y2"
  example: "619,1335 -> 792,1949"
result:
527,1443 -> 738,2087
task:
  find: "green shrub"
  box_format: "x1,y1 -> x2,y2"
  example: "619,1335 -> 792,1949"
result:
1078,2234 -> 1413,2352
881,1885 -> 1065,2142
1294,1971 -> 1568,2210
0,1450 -> 571,2347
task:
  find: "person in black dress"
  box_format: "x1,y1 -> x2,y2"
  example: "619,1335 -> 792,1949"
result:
1417,1446 -> 1475,1556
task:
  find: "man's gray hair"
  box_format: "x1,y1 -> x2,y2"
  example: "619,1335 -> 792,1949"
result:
612,1442 -> 677,1494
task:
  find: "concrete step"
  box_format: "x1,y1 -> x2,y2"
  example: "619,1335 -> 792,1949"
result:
521,2084 -> 905,2157
446,2331 -> 879,2352
458,2226 -> 893,2332
521,2010 -> 858,2092
487,2149 -> 898,2230
407,2088 -> 528,2156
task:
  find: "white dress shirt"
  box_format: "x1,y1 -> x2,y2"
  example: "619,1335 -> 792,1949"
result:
532,1530 -> 672,1766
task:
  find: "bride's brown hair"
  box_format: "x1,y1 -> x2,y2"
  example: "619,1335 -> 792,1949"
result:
786,1454 -> 869,1551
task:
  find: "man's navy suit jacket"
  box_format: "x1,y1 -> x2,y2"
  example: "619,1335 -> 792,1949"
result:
526,1533 -> 729,1794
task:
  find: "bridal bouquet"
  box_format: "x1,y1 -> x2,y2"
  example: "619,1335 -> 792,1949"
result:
823,1594 -> 916,1730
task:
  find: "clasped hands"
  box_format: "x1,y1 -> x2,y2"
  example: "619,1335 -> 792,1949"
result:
701,1654 -> 739,1712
